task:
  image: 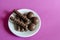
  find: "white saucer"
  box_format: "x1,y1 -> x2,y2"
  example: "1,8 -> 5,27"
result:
8,9 -> 41,37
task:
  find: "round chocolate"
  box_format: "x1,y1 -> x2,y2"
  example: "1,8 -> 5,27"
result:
27,12 -> 34,19
31,17 -> 39,25
28,23 -> 35,31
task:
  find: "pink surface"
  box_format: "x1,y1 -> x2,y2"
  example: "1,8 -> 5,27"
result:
0,0 -> 60,40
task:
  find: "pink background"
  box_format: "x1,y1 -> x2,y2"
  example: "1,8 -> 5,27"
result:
0,0 -> 60,40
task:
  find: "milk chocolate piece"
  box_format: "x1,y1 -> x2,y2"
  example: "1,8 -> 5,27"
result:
13,9 -> 29,22
28,23 -> 35,31
10,16 -> 27,28
27,12 -> 34,19
31,17 -> 39,25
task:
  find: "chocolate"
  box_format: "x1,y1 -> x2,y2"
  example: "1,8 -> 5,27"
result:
28,23 -> 35,31
10,17 -> 27,28
16,26 -> 24,32
21,28 -> 24,32
13,9 -> 30,22
27,12 -> 34,19
20,27 -> 24,32
15,15 -> 20,19
23,14 -> 27,18
14,24 -> 19,31
24,27 -> 28,31
17,26 -> 20,31
31,17 -> 39,25
23,14 -> 30,24
10,9 -> 39,32
24,21 -> 30,25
